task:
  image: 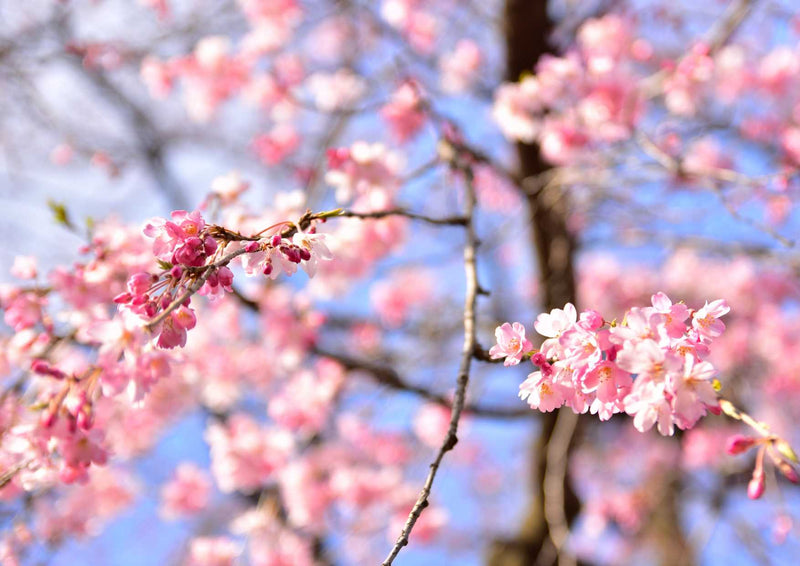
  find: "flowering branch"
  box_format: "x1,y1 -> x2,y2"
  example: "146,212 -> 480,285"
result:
489,295 -> 800,501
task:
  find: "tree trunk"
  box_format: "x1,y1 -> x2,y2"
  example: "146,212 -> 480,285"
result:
487,2 -> 581,565
487,3 -> 695,565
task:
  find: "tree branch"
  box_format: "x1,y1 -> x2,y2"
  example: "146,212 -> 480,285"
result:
381,167 -> 481,565
312,347 -> 529,420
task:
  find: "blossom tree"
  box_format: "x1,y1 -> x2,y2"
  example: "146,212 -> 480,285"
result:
1,0 -> 800,565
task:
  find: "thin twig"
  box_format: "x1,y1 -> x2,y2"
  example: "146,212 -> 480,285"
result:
381,167 -> 481,565
636,133 -> 795,248
338,208 -> 467,226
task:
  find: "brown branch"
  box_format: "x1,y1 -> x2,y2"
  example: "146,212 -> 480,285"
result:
641,0 -> 756,98
381,167 -> 481,565
338,208 -> 467,226
312,347 -> 529,419
144,247 -> 250,331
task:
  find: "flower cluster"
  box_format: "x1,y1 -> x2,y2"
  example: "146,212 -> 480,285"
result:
114,209 -> 333,350
492,293 -> 730,436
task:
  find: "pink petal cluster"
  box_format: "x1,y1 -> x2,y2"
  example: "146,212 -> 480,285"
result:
325,142 -> 402,203
205,414 -> 295,493
501,294 -> 730,435
381,0 -> 437,54
143,210 -> 217,268
492,15 -> 642,164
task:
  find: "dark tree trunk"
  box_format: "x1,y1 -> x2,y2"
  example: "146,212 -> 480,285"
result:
487,2 -> 581,565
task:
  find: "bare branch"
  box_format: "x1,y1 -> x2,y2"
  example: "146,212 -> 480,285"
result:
313,347 -> 529,419
382,166 -> 481,565
338,208 -> 467,226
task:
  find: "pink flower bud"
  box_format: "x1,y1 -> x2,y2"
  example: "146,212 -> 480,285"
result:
160,294 -> 172,309
31,360 -> 65,380
113,292 -> 132,304
77,409 -> 94,431
218,266 -> 234,287
203,235 -> 218,255
40,409 -> 57,428
170,266 -> 184,279
748,470 -> 765,499
579,309 -> 604,330
776,460 -> 800,484
726,434 -> 758,455
245,241 -> 260,253
31,359 -> 51,374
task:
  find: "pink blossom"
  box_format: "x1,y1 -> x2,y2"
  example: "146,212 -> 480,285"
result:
380,82 -> 426,142
305,69 -> 366,112
370,269 -> 432,328
624,380 -> 674,436
210,171 -> 250,203
268,361 -> 343,434
671,355 -> 717,430
292,230 -> 333,277
577,15 -> 631,74
519,371 -> 566,412
278,457 -> 333,532
143,210 -> 215,267
155,305 -> 197,349
650,292 -> 689,338
324,142 -> 402,203
492,78 -> 542,143
758,46 -> 799,95
726,434 -> 759,455
691,299 -> 729,339
330,466 -> 401,507
159,463 -> 211,519
140,56 -> 173,99
381,0 -> 437,53
206,414 -> 294,493
187,537 -> 240,566
50,143 -> 74,166
489,322 -> 533,366
534,303 -> 578,338
252,123 -> 300,165
439,39 -> 481,93
615,339 -> 679,380
582,360 -> 631,404
1,290 -> 44,331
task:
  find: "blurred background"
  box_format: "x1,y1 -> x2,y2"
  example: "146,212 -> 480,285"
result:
2,0 -> 800,564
